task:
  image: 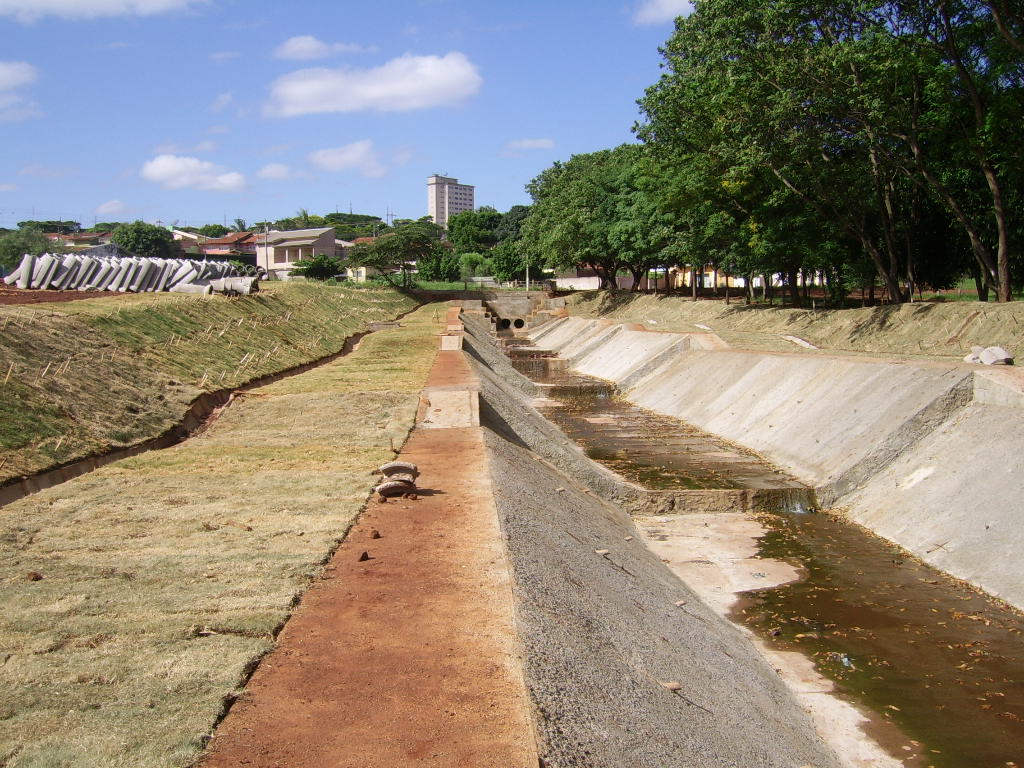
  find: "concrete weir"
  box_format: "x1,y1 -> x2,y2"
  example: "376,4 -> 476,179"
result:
524,315 -> 1024,611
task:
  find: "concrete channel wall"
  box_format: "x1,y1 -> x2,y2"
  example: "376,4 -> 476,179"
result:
460,316 -> 844,767
526,317 -> 1024,610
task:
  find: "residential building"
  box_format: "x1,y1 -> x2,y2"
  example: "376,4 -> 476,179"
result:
199,231 -> 258,257
427,175 -> 475,228
255,227 -> 352,279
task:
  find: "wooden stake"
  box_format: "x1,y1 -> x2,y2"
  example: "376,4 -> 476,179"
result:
39,361 -> 52,379
3,361 -> 12,385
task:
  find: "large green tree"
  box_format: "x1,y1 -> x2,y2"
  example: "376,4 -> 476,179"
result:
0,227 -> 48,272
110,221 -> 176,260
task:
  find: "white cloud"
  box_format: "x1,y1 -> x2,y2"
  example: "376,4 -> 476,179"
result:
273,35 -> 373,60
0,61 -> 39,121
505,138 -> 554,151
0,183 -> 16,192
0,61 -> 37,90
210,51 -> 239,64
95,199 -> 126,215
256,162 -> 311,181
210,91 -> 233,112
154,139 -> 216,154
140,154 -> 245,192
0,0 -> 204,23
265,51 -> 482,117
633,0 -> 694,25
308,140 -> 386,178
19,163 -> 72,178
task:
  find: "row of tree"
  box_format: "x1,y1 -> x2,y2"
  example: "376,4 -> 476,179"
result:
520,0 -> 1024,303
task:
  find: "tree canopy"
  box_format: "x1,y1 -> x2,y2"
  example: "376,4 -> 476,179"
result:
517,0 -> 1024,302
110,221 -> 176,261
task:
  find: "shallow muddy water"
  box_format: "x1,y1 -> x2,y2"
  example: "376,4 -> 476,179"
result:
739,509 -> 1024,768
511,347 -> 1024,767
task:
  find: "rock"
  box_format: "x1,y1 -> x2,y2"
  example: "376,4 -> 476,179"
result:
358,551 -> 370,562
370,529 -> 381,539
660,681 -> 682,691
980,346 -> 1014,365
595,549 -> 610,556
26,571 -> 43,581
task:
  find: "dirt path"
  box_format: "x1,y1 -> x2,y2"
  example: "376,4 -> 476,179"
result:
201,347 -> 538,767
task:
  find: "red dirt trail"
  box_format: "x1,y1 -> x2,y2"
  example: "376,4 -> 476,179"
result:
201,347 -> 538,767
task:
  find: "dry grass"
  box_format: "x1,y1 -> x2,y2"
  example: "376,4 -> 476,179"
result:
0,283 -> 418,484
567,291 -> 1024,360
0,303 -> 443,768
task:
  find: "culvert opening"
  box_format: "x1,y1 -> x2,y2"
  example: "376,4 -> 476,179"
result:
498,318 -> 512,330
513,318 -> 525,329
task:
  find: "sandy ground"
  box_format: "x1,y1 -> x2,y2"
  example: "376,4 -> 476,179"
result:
635,512 -> 917,768
201,347 -> 538,767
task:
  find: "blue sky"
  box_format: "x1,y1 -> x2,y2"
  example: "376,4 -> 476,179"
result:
0,0 -> 693,230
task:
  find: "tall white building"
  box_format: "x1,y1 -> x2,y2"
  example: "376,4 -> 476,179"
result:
427,175 -> 475,228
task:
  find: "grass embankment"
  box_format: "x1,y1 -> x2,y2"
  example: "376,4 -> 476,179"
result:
0,283 -> 419,485
567,291 -> 1024,359
0,303 -> 444,768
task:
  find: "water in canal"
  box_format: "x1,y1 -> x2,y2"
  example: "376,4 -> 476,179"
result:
511,348 -> 1024,767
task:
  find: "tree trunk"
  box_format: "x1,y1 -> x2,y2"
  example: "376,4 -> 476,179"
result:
724,271 -> 731,305
745,273 -> 754,305
788,267 -> 801,308
691,264 -> 698,302
971,262 -> 990,302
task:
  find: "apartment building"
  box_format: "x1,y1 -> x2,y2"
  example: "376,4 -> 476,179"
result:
427,175 -> 475,228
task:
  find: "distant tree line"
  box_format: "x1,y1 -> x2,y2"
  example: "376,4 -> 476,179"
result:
520,0 -> 1024,303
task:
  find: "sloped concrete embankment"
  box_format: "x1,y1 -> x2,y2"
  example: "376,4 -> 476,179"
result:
461,319 -> 842,767
527,316 -> 1024,610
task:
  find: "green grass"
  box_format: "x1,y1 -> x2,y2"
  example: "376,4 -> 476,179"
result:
0,303 -> 444,768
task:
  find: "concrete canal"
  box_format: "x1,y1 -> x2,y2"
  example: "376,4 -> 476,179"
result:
509,344 -> 1024,767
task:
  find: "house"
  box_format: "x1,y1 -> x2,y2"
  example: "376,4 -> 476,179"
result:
255,227 -> 340,279
59,231 -> 113,249
199,231 -> 257,257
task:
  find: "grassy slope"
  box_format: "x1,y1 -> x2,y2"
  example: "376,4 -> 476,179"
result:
0,284 -> 418,484
566,291 -> 1024,359
0,304 -> 443,768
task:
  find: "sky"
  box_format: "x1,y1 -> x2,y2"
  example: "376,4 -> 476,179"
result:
0,0 -> 693,230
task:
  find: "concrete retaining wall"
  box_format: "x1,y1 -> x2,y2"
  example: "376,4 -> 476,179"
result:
527,319 -> 1024,609
463,318 -> 842,767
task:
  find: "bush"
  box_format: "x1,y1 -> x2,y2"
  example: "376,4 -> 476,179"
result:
289,253 -> 345,281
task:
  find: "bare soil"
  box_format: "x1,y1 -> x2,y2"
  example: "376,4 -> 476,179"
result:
201,356 -> 537,766
0,286 -> 117,304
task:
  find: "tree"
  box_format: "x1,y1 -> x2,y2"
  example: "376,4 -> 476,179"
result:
350,221 -> 442,288
416,245 -> 460,282
197,224 -> 230,238
230,218 -> 248,232
290,253 -> 344,281
446,206 -> 502,252
111,221 -> 175,260
16,220 -> 79,234
0,227 -> 47,272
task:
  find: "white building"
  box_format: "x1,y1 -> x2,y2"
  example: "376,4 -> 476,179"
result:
427,175 -> 475,228
255,227 -> 352,279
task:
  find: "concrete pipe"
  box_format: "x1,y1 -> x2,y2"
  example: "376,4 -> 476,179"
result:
16,253 -> 35,289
